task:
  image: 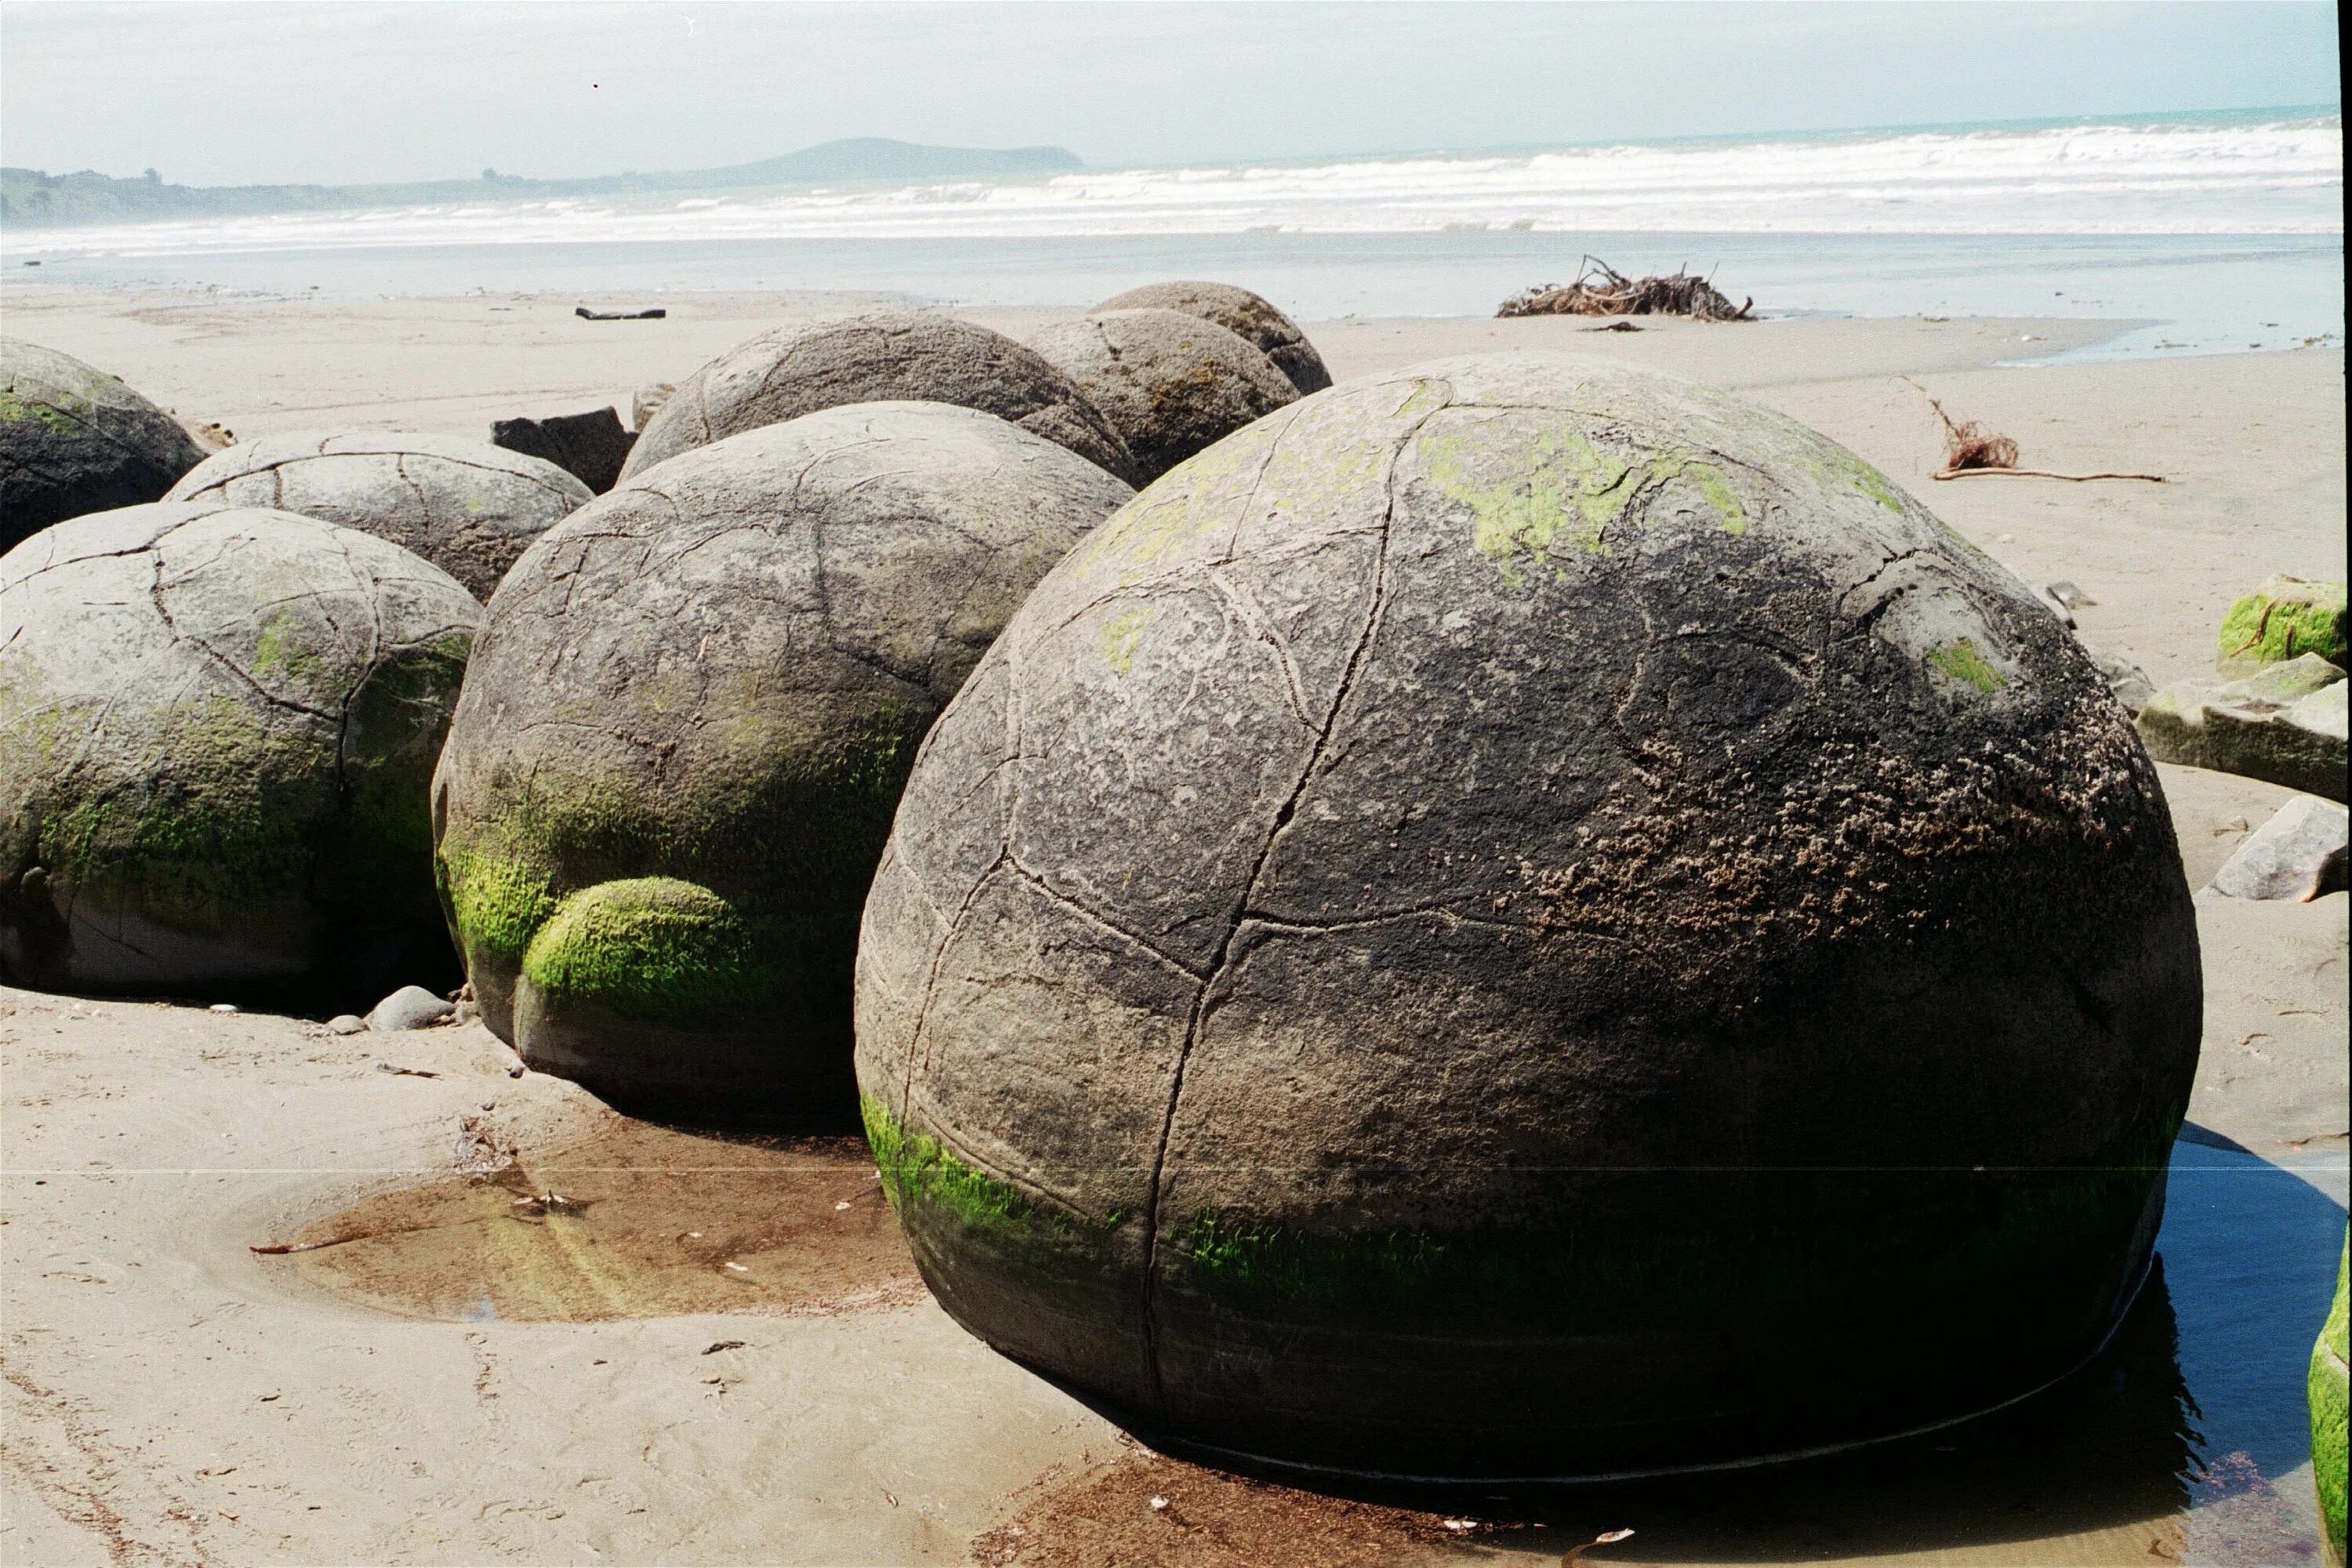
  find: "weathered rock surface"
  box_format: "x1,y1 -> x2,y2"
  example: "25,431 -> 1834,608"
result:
165,431 -> 592,601
2218,575 -> 2347,676
1,338 -> 206,551
2138,655 -> 2349,802
618,312 -> 1141,486
2206,794 -> 2349,900
855,353 -> 2200,1479
2089,649 -> 2156,716
1096,280 -> 1334,394
1024,308 -> 1298,484
0,504 -> 481,998
367,984 -> 456,1031
436,402 -> 1132,1116
491,408 -> 636,494
633,383 -> 677,432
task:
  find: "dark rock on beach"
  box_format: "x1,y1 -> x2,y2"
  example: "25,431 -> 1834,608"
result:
1,338 -> 206,551
491,407 -> 637,494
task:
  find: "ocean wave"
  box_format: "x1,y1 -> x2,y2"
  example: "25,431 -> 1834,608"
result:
19,118 -> 2342,256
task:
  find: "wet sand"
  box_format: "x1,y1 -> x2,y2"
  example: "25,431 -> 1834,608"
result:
2,289 -> 2344,1566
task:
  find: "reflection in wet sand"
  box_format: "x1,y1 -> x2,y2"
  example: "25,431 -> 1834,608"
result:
973,1136 -> 2347,1566
263,1120 -> 922,1321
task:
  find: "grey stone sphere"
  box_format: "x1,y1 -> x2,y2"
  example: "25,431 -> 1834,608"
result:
2,338 -> 206,552
1,504 -> 483,999
617,311 -> 1142,487
434,401 -> 1134,1118
1096,280 -> 1333,394
1024,308 -> 1299,485
854,353 -> 2199,1480
165,430 -> 593,601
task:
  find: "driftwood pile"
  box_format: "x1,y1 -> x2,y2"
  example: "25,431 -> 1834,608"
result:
1497,256 -> 1753,321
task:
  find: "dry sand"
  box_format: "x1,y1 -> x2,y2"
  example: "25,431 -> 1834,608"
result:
2,285 -> 2344,1566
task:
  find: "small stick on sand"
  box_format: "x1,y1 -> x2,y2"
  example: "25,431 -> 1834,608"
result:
1932,466 -> 2165,483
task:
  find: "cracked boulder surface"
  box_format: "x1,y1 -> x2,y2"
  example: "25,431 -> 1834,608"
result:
165,430 -> 593,601
0,337 -> 207,553
618,310 -> 1143,488
853,352 -> 2202,1482
1025,309 -> 1302,486
0,503 -> 482,1002
434,401 -> 1134,1122
1096,279 -> 1334,395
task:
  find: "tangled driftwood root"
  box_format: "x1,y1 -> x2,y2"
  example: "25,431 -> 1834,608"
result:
1497,256 -> 1753,321
1903,378 -> 2163,484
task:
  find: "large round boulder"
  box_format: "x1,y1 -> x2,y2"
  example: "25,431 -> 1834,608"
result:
1025,309 -> 1298,485
165,430 -> 591,601
1,504 -> 482,998
618,311 -> 1141,486
1096,280 -> 1332,394
855,354 -> 2201,1480
2,339 -> 206,552
434,401 -> 1134,1117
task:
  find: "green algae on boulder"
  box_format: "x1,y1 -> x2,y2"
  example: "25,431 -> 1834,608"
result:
165,430 -> 592,600
434,401 -> 1134,1116
854,352 -> 2201,1481
1,338 -> 205,552
1025,308 -> 1300,485
2219,575 -> 2347,677
617,310 -> 1142,486
0,503 -> 482,996
1096,280 -> 1334,395
2317,1230 -> 2350,1559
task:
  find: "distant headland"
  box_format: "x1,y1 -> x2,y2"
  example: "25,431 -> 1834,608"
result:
0,137 -> 1085,227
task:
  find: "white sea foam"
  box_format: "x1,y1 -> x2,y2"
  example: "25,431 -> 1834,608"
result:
17,116 -> 2342,257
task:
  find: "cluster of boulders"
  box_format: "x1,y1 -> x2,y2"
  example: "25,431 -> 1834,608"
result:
4,299 -> 2336,1491
0,282 -> 1320,1029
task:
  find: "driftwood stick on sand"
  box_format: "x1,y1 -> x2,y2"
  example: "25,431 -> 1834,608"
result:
1932,466 -> 2165,483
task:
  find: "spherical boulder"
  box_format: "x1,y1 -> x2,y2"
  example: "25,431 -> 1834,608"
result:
854,353 -> 2201,1480
1,339 -> 206,552
1096,280 -> 1332,394
1025,309 -> 1298,485
618,311 -> 1142,486
1,504 -> 483,998
165,430 -> 592,601
434,401 -> 1134,1116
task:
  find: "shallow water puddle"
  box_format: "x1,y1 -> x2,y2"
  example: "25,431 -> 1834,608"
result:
975,1134 -> 2348,1566
267,1121 -> 921,1321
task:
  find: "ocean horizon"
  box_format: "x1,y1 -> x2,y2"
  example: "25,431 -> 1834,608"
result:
6,105 -> 2341,364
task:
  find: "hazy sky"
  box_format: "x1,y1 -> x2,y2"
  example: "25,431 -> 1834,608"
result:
2,2 -> 2339,186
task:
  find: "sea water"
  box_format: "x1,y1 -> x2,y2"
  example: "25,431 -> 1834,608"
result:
4,108 -> 2340,364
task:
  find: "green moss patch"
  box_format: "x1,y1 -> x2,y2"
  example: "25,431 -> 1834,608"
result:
1929,638 -> 2008,695
520,877 -> 782,1019
2220,577 -> 2348,676
439,846 -> 558,965
2313,1229 -> 2349,1557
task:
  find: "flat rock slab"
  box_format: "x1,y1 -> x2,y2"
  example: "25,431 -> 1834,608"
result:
2140,654 -> 2349,802
2209,795 -> 2350,901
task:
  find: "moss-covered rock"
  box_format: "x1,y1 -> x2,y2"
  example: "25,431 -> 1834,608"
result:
617,311 -> 1141,486
435,401 -> 1133,1116
0,503 -> 481,997
2136,654 -> 2348,801
1025,308 -> 1300,485
855,353 -> 2201,1480
1,338 -> 205,551
165,430 -> 590,600
2219,575 -> 2347,677
1097,280 -> 1333,394
2317,1231 -> 2350,1559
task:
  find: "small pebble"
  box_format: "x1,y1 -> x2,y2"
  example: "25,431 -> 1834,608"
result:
209,1003 -> 238,1014
325,1014 -> 365,1036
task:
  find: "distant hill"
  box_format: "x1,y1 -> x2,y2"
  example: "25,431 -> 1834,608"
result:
0,138 -> 1083,228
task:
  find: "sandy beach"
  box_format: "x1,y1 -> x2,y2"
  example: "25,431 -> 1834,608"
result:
2,286 -> 2345,1566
